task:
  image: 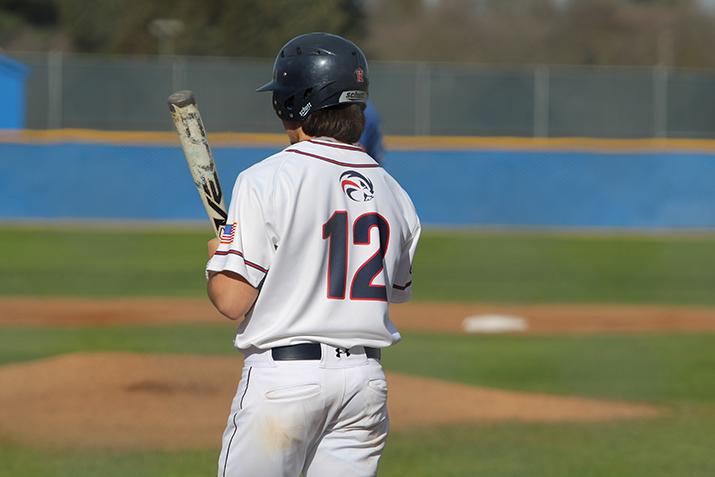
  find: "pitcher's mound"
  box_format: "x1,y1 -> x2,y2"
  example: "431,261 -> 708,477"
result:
0,353 -> 663,450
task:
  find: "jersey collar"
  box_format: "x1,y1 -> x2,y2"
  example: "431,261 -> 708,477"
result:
308,137 -> 366,152
286,137 -> 380,168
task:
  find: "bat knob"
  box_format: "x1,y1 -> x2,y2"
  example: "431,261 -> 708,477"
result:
168,90 -> 196,108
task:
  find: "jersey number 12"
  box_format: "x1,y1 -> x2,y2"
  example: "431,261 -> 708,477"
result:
322,211 -> 390,302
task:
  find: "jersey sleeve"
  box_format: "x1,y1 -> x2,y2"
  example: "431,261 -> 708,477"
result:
206,172 -> 276,288
389,223 -> 421,303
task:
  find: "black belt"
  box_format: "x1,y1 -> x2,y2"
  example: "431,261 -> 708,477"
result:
271,343 -> 381,361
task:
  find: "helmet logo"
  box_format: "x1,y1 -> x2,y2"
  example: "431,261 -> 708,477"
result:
299,102 -> 312,117
355,67 -> 365,83
340,170 -> 374,202
339,90 -> 367,103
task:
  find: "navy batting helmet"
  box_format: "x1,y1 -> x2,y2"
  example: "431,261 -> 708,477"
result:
256,32 -> 369,121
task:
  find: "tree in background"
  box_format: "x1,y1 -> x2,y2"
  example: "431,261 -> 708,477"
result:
55,0 -> 365,56
365,0 -> 715,68
0,0 -> 365,55
4,0 -> 715,68
0,0 -> 63,50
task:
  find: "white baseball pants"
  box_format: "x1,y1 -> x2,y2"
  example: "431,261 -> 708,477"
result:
217,344 -> 389,477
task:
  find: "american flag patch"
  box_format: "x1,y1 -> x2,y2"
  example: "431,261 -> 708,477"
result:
219,223 -> 236,244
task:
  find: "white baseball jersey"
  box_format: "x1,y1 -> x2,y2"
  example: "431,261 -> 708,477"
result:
206,137 -> 420,351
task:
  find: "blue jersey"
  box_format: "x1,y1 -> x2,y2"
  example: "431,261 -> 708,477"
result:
359,101 -> 385,164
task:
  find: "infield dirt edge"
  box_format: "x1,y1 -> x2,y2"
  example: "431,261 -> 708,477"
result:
1,297 -> 713,335
0,352 -> 665,450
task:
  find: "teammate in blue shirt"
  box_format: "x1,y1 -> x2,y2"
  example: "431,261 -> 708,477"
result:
359,100 -> 385,164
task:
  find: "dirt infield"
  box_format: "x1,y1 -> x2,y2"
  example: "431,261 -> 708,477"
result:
1,298 -> 701,450
0,353 -> 663,450
1,297 -> 713,334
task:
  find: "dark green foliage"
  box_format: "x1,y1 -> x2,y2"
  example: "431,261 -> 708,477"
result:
0,0 -> 58,48
54,0 -> 366,55
3,0 -> 715,68
0,0 -> 57,25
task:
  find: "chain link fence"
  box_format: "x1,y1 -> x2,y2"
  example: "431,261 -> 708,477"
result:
9,51 -> 715,138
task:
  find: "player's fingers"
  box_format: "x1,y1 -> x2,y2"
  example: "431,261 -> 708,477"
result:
207,237 -> 220,258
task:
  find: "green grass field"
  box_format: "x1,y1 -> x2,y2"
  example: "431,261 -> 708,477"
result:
2,326 -> 715,476
1,226 -> 714,476
1,226 -> 714,303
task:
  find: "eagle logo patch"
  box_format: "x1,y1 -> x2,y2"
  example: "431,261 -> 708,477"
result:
340,170 -> 374,202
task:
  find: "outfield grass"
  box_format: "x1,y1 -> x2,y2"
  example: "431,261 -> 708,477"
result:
1,326 -> 715,476
386,332 -> 715,403
0,323 -> 229,365
1,226 -> 714,304
4,416 -> 715,477
2,225 -> 715,475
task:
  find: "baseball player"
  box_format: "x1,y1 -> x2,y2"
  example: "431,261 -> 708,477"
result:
205,32 -> 420,477
358,101 -> 385,164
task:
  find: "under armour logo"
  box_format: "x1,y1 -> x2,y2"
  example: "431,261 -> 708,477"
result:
335,348 -> 351,358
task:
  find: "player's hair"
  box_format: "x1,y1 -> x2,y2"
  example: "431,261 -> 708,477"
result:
302,103 -> 365,144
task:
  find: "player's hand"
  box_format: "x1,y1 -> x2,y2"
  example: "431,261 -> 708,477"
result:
207,237 -> 220,259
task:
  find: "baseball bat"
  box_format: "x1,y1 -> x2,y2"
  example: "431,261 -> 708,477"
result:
168,90 -> 228,238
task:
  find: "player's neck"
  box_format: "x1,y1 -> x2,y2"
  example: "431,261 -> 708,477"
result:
295,128 -> 312,143
282,121 -> 313,145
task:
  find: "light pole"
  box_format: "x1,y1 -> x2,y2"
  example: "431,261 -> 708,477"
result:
149,19 -> 185,56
